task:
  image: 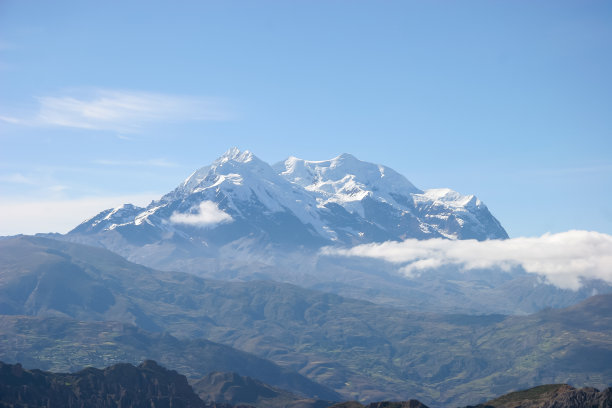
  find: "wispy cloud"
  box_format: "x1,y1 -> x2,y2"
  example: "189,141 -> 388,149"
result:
0,173 -> 36,185
0,193 -> 160,235
93,158 -> 179,168
170,201 -> 233,228
0,115 -> 26,125
1,89 -> 231,132
0,170 -> 88,192
322,231 -> 612,290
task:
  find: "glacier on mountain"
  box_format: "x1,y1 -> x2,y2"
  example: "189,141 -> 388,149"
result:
71,147 -> 508,246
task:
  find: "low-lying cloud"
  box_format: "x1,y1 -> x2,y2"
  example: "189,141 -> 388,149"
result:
323,231 -> 612,290
170,201 -> 233,228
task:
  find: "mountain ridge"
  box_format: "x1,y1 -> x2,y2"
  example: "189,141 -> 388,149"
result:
69,148 -> 508,247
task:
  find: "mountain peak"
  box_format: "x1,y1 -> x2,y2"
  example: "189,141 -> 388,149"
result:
276,152 -> 422,198
177,148 -> 267,194
216,147 -> 254,164
333,152 -> 357,161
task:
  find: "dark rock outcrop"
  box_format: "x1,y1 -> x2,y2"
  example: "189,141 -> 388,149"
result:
0,360 -> 230,408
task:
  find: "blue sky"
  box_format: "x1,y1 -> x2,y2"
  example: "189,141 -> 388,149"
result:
1,1 -> 611,236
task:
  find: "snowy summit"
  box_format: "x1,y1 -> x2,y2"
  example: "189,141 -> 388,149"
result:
70,148 -> 508,250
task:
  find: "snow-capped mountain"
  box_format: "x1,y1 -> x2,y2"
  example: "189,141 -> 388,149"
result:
274,153 -> 507,241
70,147 -> 507,250
62,148 -> 612,316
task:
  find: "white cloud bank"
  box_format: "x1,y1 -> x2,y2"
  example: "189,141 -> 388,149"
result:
1,89 -> 230,132
322,231 -> 612,290
170,201 -> 233,228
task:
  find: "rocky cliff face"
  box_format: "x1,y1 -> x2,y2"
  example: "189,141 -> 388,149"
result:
0,360 -> 227,408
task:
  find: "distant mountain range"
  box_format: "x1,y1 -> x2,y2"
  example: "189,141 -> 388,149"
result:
1,236 -> 611,406
53,148 -> 611,315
